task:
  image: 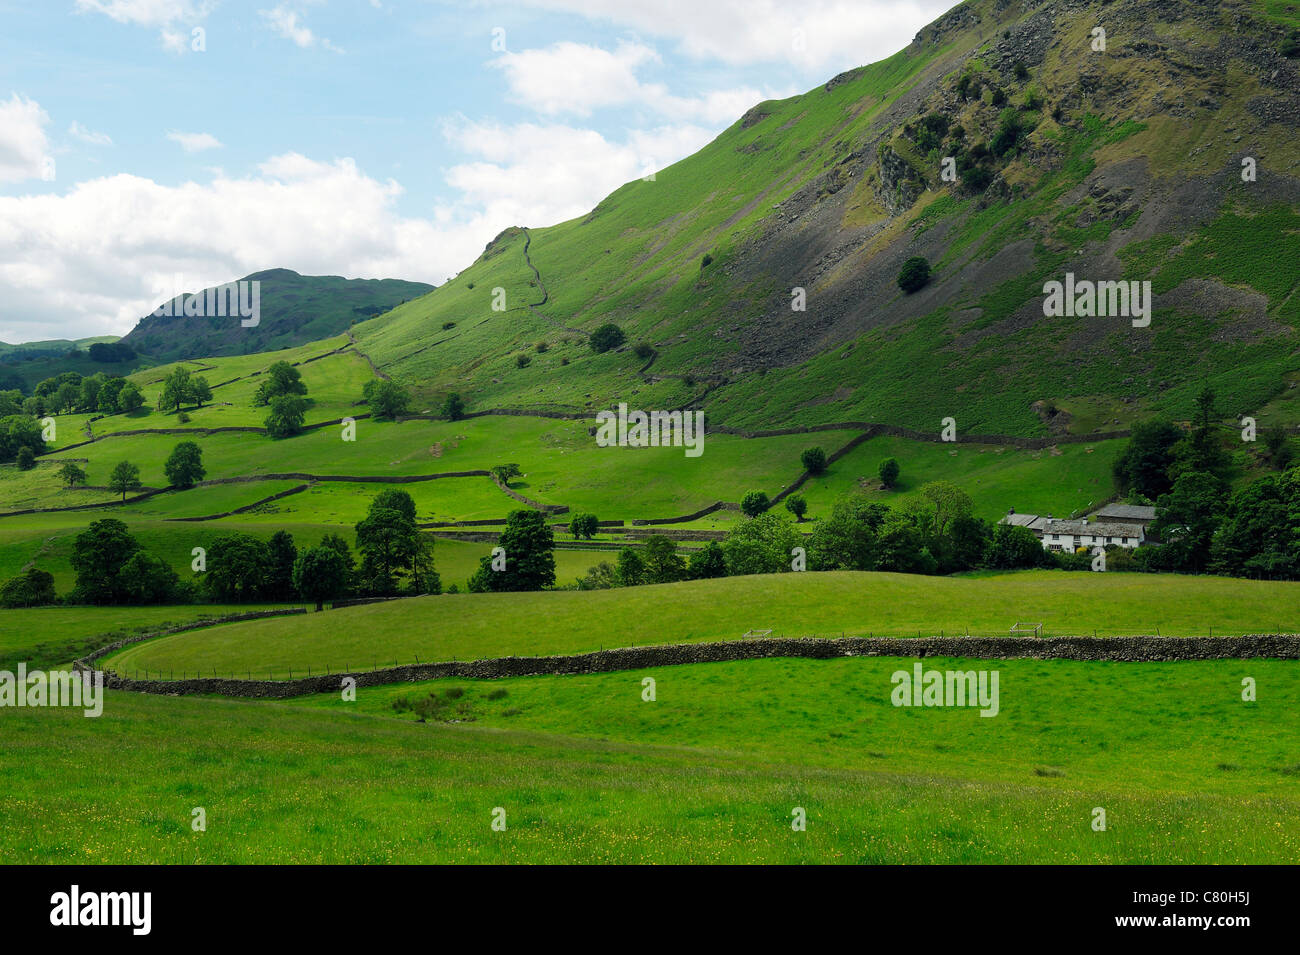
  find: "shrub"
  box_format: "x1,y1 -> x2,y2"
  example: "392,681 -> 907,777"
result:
15,446 -> 34,470
1013,61 -> 1029,81
800,446 -> 828,475
633,342 -> 655,360
701,253 -> 714,269
440,393 -> 465,421
589,324 -> 625,353
515,353 -> 531,368
897,257 -> 931,293
879,457 -> 900,488
1283,30 -> 1300,58
784,495 -> 807,521
442,321 -> 456,329
740,490 -> 771,517
535,341 -> 548,353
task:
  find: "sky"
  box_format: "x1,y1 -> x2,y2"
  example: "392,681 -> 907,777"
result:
0,0 -> 953,342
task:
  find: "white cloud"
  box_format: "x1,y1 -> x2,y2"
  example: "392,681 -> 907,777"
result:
491,40 -> 774,123
0,156 -> 444,339
76,0 -> 211,51
0,94 -> 55,183
167,131 -> 223,153
69,122 -> 113,146
500,0 -> 954,72
0,115 -> 721,339
260,4 -> 345,53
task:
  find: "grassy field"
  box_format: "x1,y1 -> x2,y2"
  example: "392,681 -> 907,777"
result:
2,654 -> 1295,863
0,604 -> 288,671
100,570 -> 1300,679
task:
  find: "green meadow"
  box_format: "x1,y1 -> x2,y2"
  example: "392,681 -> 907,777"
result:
1,655 -> 1294,863
101,570 -> 1300,680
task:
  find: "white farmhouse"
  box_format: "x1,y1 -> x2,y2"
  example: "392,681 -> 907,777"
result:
1040,517 -> 1144,553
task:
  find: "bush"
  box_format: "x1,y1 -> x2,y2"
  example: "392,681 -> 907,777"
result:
589,324 -> 625,353
897,257 -> 930,293
1283,30 -> 1300,58
633,342 -> 655,360
15,446 -> 34,470
442,321 -> 456,329
800,446 -> 827,475
701,253 -> 713,269
879,457 -> 900,488
535,341 -> 549,353
515,353 -> 532,368
440,393 -> 465,421
740,490 -> 771,517
784,495 -> 807,521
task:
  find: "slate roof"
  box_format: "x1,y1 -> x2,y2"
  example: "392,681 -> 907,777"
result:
1042,519 -> 1144,538
1093,503 -> 1158,522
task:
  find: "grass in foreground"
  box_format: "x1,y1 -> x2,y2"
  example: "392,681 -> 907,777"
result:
2,655 -> 1295,863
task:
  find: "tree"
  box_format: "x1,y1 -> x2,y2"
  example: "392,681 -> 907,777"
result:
293,546 -> 351,611
722,512 -> 802,576
363,379 -> 411,420
441,393 -> 466,421
254,361 -> 307,406
266,530 -> 298,601
164,441 -> 205,488
117,552 -> 180,605
740,490 -> 770,517
355,491 -> 422,595
204,534 -> 271,601
784,495 -> 808,522
874,516 -> 937,574
589,323 -> 626,353
78,374 -> 105,412
468,509 -> 556,592
190,376 -> 213,408
70,518 -> 141,604
879,457 -> 900,488
809,496 -> 888,570
1211,467 -> 1300,579
1264,424 -> 1296,471
921,480 -> 972,536
265,394 -> 308,438
641,535 -> 686,584
569,513 -> 599,540
160,366 -> 193,412
118,380 -> 144,412
490,463 -> 522,485
0,415 -> 45,464
614,547 -> 646,586
108,460 -> 141,500
97,377 -> 126,414
1172,387 -> 1230,481
15,446 -> 34,470
897,256 -> 931,293
1113,419 -> 1183,500
0,568 -> 57,608
58,461 -> 88,487
984,524 -> 1045,570
687,541 -> 727,580
1149,471 -> 1227,573
55,382 -> 80,414
800,446 -> 828,475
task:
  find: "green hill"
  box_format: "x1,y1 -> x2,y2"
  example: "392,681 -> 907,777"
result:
350,0 -> 1300,437
120,268 -> 434,363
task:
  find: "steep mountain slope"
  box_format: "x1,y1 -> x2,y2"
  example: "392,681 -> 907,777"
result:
354,0 -> 1300,437
122,268 -> 433,362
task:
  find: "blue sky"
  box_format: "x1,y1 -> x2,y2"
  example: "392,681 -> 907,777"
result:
0,0 -> 951,341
